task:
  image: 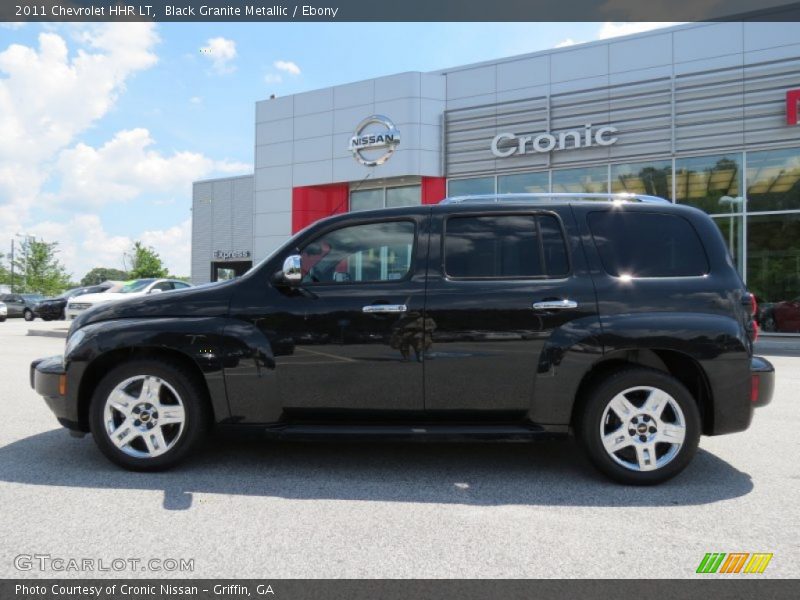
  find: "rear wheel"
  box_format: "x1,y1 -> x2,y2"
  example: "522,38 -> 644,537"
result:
89,360 -> 209,471
577,367 -> 701,485
23,309 -> 34,321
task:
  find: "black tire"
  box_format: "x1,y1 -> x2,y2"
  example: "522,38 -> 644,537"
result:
0,317 -> 5,323
577,367 -> 701,485
42,316 -> 53,322
23,309 -> 34,321
89,359 -> 209,471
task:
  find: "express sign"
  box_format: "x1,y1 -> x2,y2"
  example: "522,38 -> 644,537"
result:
491,124 -> 618,157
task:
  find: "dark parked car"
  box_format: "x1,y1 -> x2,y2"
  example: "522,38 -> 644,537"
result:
1,293 -> 44,321
31,194 -> 774,485
36,284 -> 114,321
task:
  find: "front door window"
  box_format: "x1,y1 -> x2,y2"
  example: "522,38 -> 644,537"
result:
301,221 -> 415,284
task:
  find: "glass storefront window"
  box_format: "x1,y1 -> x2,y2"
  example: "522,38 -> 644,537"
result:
746,147 -> 800,212
747,214 -> 800,333
675,154 -> 742,214
448,177 -> 495,197
552,166 -> 608,194
498,172 -> 549,194
611,160 -> 672,200
350,189 -> 383,212
711,214 -> 744,277
386,185 -> 421,208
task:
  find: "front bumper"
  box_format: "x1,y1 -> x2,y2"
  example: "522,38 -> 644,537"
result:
30,356 -> 82,430
751,356 -> 774,408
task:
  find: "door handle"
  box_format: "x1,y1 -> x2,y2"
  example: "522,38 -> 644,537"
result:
532,299 -> 578,310
362,304 -> 408,314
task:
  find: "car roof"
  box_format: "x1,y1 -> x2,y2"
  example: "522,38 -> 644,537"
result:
304,196 -> 702,229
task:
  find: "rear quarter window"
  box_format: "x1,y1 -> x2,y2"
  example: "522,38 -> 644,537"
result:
587,211 -> 709,278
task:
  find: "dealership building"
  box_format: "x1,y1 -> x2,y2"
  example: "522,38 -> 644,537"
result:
192,20 -> 800,331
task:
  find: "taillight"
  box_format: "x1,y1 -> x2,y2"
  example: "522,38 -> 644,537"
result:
751,374 -> 760,403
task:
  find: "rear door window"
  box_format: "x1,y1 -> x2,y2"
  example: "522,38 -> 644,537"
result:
587,211 -> 709,278
444,213 -> 569,279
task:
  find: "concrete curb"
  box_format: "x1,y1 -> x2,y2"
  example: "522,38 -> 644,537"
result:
27,329 -> 68,339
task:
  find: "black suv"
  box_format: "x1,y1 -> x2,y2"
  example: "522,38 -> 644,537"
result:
31,195 -> 774,485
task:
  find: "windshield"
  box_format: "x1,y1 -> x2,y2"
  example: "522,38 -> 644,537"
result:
60,287 -> 84,299
119,279 -> 156,293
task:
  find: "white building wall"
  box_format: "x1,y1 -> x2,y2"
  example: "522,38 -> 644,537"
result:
193,21 -> 800,278
191,175 -> 254,284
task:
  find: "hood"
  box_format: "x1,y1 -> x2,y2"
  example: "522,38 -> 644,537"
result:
38,296 -> 68,306
68,292 -> 123,305
71,279 -> 235,331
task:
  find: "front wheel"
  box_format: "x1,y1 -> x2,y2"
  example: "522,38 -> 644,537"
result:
23,309 -> 34,321
89,360 -> 209,471
577,368 -> 701,485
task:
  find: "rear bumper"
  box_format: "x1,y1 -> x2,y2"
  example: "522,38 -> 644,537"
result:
751,356 -> 774,408
30,356 -> 82,431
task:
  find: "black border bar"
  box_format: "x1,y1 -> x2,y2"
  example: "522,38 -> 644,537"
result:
3,0 -> 800,22
4,579 -> 800,600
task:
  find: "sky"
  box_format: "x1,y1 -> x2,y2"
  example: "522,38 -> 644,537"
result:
0,20 -> 676,279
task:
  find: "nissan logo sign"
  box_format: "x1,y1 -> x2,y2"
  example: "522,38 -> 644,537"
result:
349,115 -> 401,167
491,124 -> 618,157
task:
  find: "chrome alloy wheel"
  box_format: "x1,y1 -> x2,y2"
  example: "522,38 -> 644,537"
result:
599,386 -> 687,472
103,375 -> 186,458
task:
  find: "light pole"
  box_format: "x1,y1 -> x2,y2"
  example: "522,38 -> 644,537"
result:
718,196 -> 744,270
9,239 -> 14,292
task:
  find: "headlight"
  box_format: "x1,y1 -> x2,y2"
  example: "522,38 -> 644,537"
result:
64,329 -> 86,358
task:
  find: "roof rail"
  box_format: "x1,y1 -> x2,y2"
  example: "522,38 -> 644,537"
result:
439,193 -> 671,205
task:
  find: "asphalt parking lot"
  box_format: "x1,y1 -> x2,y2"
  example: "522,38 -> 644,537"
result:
0,318 -> 798,579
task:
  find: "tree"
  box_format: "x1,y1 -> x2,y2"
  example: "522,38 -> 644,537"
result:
12,238 -> 71,296
80,267 -> 129,286
0,252 -> 10,288
128,241 -> 169,279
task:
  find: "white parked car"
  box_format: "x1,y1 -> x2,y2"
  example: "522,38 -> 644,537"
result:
65,278 -> 193,320
0,301 -> 7,322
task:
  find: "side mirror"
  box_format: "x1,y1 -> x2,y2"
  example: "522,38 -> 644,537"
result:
149,288 -> 163,294
282,255 -> 303,284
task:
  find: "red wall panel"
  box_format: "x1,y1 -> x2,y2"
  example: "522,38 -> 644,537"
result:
291,184 -> 349,233
787,89 -> 800,126
421,176 -> 447,205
